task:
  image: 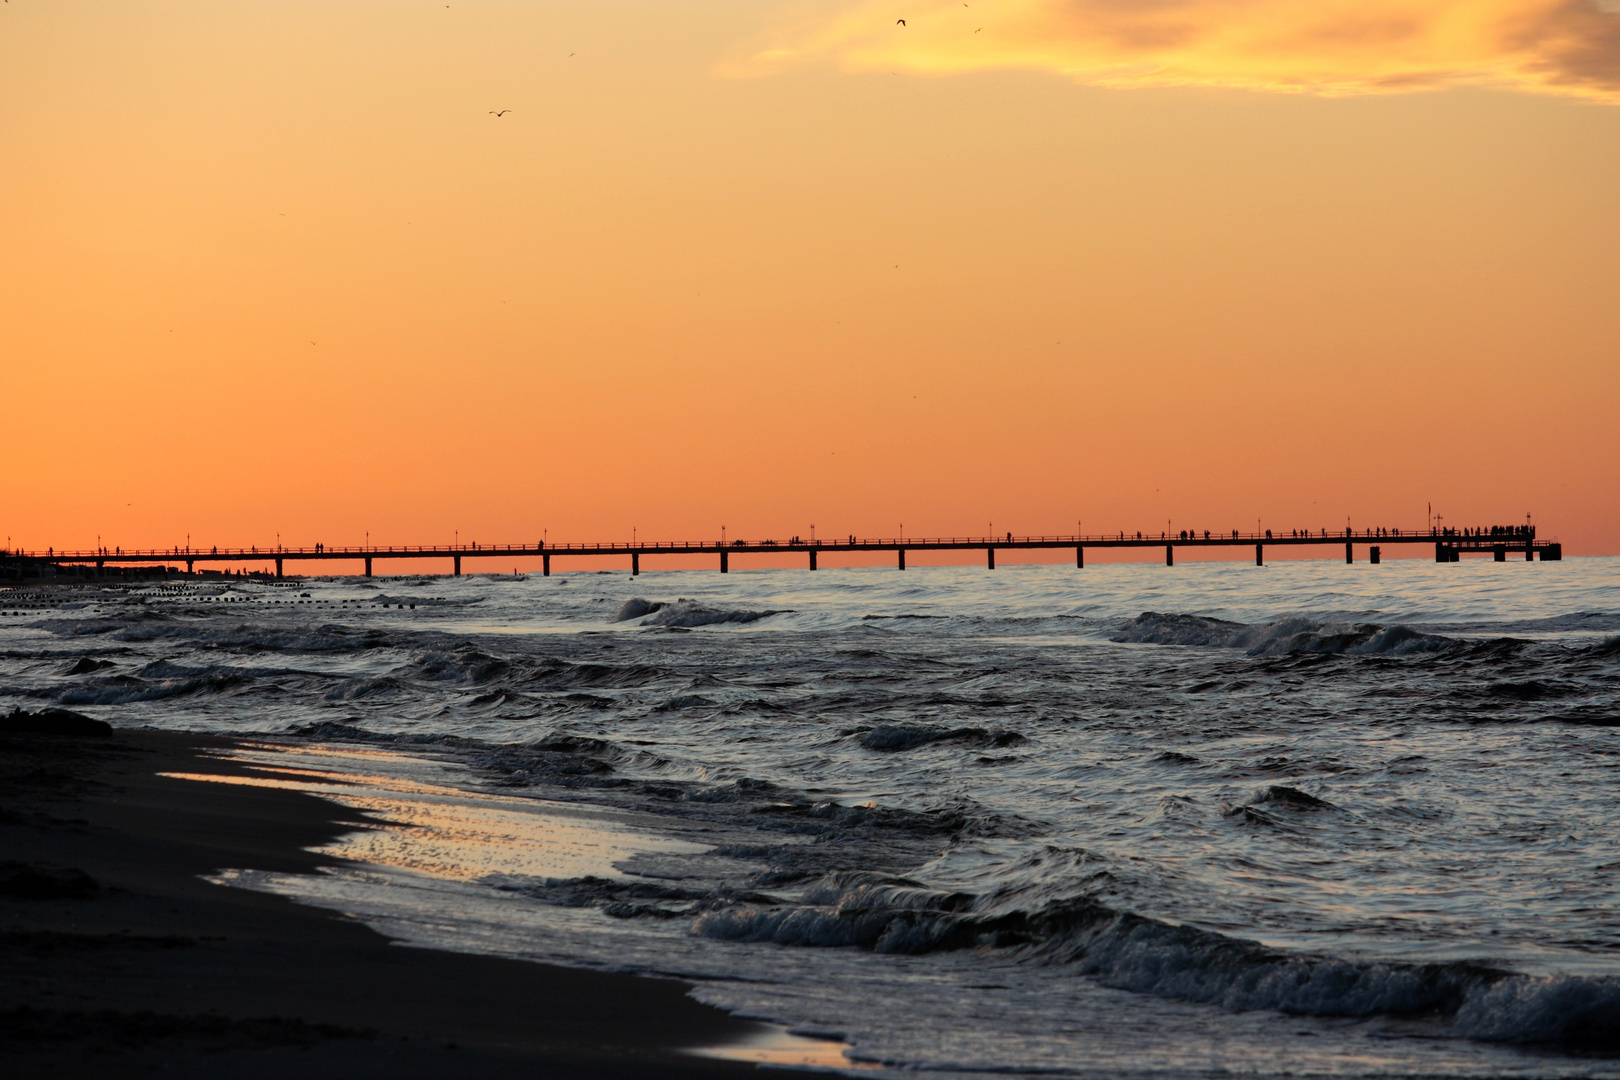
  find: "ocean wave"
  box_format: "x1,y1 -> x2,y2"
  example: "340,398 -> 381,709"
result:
50,669 -> 263,705
528,660 -> 666,691
400,644 -> 513,685
36,615 -> 395,655
366,594 -> 470,608
848,723 -> 1027,752
1113,613 -> 1455,656
617,597 -> 786,628
689,874 -> 1620,1048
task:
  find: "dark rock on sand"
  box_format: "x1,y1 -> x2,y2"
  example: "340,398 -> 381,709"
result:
0,861 -> 100,899
0,709 -> 112,737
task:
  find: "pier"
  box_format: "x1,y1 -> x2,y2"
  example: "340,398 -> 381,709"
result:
9,525 -> 1560,579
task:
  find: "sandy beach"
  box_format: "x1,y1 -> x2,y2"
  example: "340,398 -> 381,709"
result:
0,719 -> 801,1079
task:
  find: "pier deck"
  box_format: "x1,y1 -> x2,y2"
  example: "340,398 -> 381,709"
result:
14,527 -> 1560,579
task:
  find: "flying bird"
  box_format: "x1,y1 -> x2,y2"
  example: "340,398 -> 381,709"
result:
896,18 -> 905,26
489,110 -> 511,117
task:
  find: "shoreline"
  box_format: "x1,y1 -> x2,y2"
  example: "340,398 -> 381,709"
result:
0,724 -> 811,1078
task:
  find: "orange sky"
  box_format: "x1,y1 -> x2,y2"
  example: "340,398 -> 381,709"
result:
2,0 -> 1617,560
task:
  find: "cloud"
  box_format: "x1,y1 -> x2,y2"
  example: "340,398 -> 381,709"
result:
730,0 -> 1620,100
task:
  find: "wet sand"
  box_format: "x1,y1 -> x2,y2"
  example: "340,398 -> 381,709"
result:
0,724 -> 802,1078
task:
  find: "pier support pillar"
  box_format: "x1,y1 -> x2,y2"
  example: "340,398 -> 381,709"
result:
453,555 -> 461,576
1076,546 -> 1084,569
1525,543 -> 1534,562
898,548 -> 906,570
186,559 -> 193,575
720,550 -> 728,573
275,557 -> 283,579
809,549 -> 817,571
364,557 -> 372,578
1370,546 -> 1381,564
1346,542 -> 1353,564
1541,544 -> 1562,561
1165,545 -> 1174,567
1493,545 -> 1506,562
1255,544 -> 1263,567
632,552 -> 640,576
542,553 -> 550,576
987,547 -> 996,570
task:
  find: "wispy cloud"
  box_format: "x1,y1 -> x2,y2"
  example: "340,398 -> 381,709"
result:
730,0 -> 1620,100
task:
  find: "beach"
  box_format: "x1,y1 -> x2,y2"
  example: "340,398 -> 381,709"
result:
0,721 -> 800,1079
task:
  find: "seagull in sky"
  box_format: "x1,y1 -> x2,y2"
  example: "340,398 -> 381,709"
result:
896,18 -> 905,26
489,110 -> 511,117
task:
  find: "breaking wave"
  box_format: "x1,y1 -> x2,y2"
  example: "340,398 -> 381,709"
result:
686,873 -> 1620,1048
616,598 -> 786,628
1113,613 -> 1455,656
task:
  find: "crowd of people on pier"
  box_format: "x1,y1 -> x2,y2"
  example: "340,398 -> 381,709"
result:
1163,523 -> 1536,542
1433,524 -> 1536,539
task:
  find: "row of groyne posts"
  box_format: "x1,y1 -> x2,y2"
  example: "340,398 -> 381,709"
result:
10,524 -> 1560,579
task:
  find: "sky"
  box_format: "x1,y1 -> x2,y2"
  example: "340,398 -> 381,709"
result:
2,0 -> 1617,567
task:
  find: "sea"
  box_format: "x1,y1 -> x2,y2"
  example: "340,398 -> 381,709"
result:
4,554 -> 1619,1078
